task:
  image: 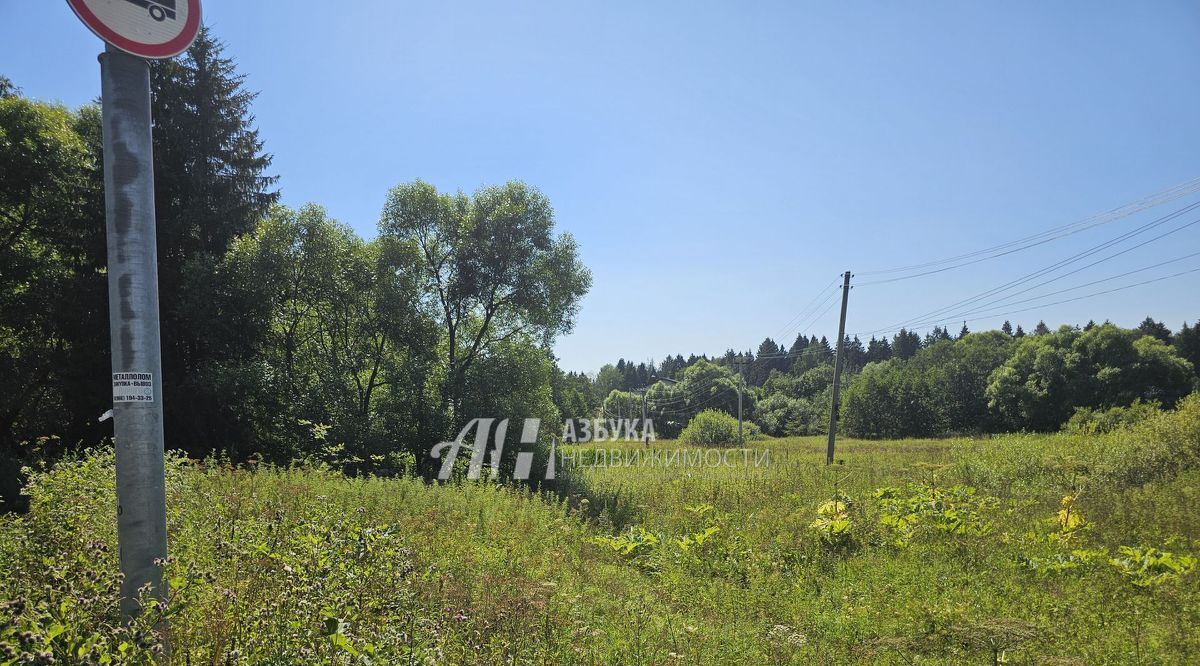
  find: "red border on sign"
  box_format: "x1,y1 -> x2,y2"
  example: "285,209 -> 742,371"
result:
66,0 -> 202,59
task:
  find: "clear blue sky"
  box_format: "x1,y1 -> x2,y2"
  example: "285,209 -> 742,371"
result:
4,1 -> 1199,372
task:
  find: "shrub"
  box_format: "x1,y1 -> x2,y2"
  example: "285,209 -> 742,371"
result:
1062,400 -> 1162,435
1081,392 -> 1200,486
678,409 -> 758,446
842,362 -> 944,438
754,394 -> 824,437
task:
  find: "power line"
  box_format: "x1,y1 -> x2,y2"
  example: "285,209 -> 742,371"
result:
922,267 -> 1200,332
879,257 -> 1200,338
927,246 -> 1200,324
772,289 -> 841,349
867,218 -> 1200,335
772,279 -> 839,343
863,200 -> 1200,337
857,176 -> 1200,281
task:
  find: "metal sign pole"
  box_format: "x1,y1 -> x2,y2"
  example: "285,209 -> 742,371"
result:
100,44 -> 169,620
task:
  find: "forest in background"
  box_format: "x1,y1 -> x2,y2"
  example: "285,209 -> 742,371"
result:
580,317 -> 1199,441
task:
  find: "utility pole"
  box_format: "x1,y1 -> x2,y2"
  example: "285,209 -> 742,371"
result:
733,356 -> 749,447
639,388 -> 649,445
826,271 -> 852,465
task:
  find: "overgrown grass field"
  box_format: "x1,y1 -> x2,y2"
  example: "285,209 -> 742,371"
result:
2,397 -> 1198,664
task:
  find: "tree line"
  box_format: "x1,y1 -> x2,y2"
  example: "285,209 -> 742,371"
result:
582,317 -> 1199,440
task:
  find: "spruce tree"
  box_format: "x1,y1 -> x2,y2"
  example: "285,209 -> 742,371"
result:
1174,321 -> 1200,374
149,26 -> 280,455
893,328 -> 922,360
1001,320 -> 1013,336
1136,317 -> 1172,344
866,336 -> 891,363
844,335 -> 866,372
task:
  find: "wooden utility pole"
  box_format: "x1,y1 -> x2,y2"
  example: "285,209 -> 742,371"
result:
733,356 -> 750,447
638,387 -> 649,445
826,271 -> 852,465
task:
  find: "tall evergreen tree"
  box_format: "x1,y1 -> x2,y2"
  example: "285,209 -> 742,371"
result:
924,326 -> 952,346
149,26 -> 280,454
1034,320 -> 1051,336
750,337 -> 781,385
843,335 -> 866,372
1174,321 -> 1200,374
1136,316 -> 1172,344
1001,320 -> 1013,336
865,336 -> 891,364
893,328 -> 922,360
789,336 -> 819,373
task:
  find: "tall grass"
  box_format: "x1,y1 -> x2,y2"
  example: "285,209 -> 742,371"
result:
1,396 -> 1197,663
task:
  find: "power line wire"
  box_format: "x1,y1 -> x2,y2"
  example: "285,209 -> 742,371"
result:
772,280 -> 839,343
925,245 -> 1200,324
928,268 -> 1200,332
863,200 -> 1200,336
857,176 -> 1200,280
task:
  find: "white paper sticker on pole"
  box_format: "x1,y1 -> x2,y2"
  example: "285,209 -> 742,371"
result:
113,372 -> 155,403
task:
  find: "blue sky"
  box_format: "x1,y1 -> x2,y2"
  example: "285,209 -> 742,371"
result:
4,1 -> 1199,372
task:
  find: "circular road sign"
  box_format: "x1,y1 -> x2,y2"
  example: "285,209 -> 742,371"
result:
67,0 -> 201,60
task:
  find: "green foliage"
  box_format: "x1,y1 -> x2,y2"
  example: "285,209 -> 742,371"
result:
754,393 -> 826,436
2,450 -> 609,663
378,179 -> 591,436
0,94 -> 106,470
987,324 -> 1193,431
643,360 -> 755,438
838,324 -> 1195,439
5,421 -> 1200,663
1174,320 -> 1200,374
1108,546 -> 1196,588
3,35 -> 594,482
809,492 -> 854,550
587,527 -> 662,569
1087,393 -> 1200,487
600,390 -> 643,423
203,203 -> 441,466
148,28 -> 282,456
841,361 -> 944,438
913,331 -> 1015,432
874,483 -> 996,546
1019,548 -> 1106,577
840,331 -> 1014,438
677,409 -> 757,446
551,368 -> 595,425
1063,399 -> 1162,435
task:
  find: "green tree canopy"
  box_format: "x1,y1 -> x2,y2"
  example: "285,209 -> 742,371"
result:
986,324 -> 1193,431
379,180 -> 591,434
